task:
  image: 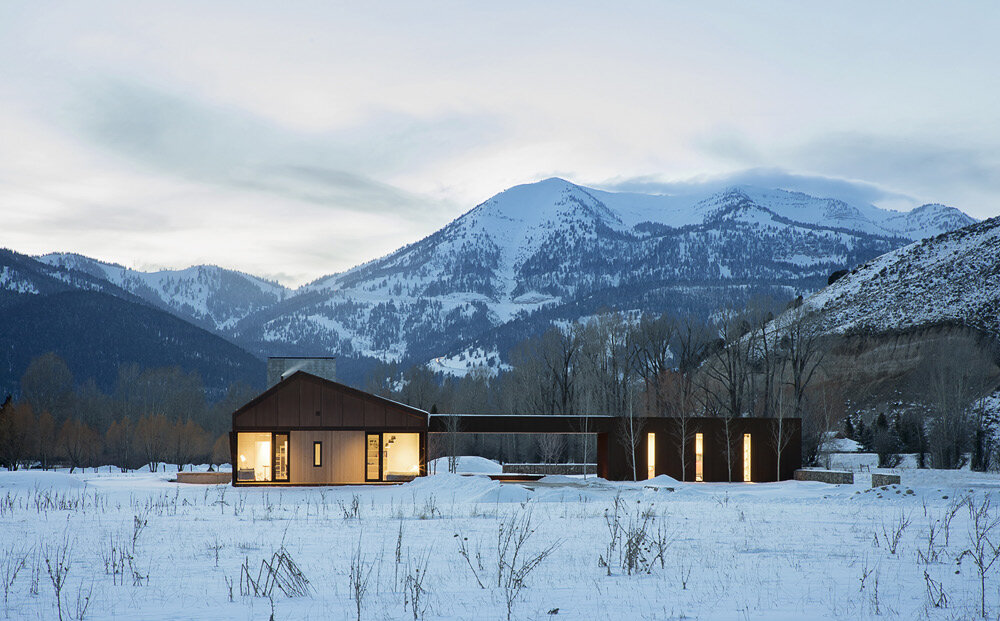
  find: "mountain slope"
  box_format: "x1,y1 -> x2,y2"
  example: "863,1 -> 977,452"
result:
802,216 -> 1000,336
0,249 -> 265,397
0,248 -> 143,307
234,179 -> 974,369
0,289 -> 265,399
12,179 -> 976,379
37,253 -> 289,332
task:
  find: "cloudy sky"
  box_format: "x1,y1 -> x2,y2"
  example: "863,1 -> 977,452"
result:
2,2 -> 999,286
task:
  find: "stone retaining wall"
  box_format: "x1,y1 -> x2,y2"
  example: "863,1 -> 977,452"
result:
794,469 -> 854,484
502,463 -> 597,475
871,473 -> 902,487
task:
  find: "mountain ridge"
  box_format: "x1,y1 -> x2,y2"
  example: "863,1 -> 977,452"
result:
801,216 -> 1000,337
229,180 -> 976,373
6,179 -> 980,381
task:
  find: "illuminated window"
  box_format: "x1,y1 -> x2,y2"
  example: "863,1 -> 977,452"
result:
743,433 -> 752,482
647,433 -> 656,479
365,432 -> 421,481
274,433 -> 289,481
236,432 -> 272,482
366,434 -> 381,481
383,433 -> 420,481
313,441 -> 322,467
695,433 -> 704,482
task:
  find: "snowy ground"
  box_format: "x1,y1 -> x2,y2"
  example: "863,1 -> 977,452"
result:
2,463 -> 1000,620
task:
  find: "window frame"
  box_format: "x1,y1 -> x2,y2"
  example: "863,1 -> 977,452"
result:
365,433 -> 383,482
235,431 -> 290,483
313,441 -> 322,468
272,432 -> 290,482
364,431 -> 423,482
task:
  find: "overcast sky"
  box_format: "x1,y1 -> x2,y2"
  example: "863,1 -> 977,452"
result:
2,2 -> 999,286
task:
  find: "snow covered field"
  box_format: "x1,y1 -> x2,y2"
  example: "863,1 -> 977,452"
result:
2,464 -> 1000,620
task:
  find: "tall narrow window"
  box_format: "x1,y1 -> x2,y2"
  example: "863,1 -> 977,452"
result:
743,433 -> 752,482
273,433 -> 289,481
695,433 -> 704,482
646,433 -> 656,479
366,434 -> 381,481
313,441 -> 322,467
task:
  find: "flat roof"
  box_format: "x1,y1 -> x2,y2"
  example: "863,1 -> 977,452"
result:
428,413 -> 614,418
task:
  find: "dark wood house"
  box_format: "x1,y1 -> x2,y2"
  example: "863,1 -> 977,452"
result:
230,369 -> 800,485
230,371 -> 428,485
427,414 -> 801,483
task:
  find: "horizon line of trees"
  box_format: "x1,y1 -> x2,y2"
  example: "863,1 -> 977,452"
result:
3,298 -> 998,477
369,298 -> 830,479
0,353 -> 254,472
369,299 -> 1000,478
844,337 -> 1000,471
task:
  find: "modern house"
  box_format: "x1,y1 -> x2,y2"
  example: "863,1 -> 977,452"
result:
230,360 -> 800,485
425,414 -> 801,482
230,366 -> 427,486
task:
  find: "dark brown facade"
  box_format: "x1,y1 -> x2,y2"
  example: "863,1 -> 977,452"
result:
428,415 -> 801,482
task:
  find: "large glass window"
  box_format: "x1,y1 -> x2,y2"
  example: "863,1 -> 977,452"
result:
236,432 -> 272,482
364,432 -> 420,481
383,433 -> 420,481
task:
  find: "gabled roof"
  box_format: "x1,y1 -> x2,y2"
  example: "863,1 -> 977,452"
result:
231,370 -> 428,422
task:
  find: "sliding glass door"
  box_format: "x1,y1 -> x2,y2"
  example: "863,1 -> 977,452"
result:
365,432 -> 420,482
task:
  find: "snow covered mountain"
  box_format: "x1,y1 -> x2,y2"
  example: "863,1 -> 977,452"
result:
231,178 -> 976,370
801,216 -> 1000,336
37,253 -> 290,332
0,249 -> 264,397
0,248 -> 140,305
5,178 -> 976,380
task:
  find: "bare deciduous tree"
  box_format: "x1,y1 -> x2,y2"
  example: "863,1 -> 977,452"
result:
959,494 -> 1000,618
779,305 -> 826,418
211,433 -> 231,471
914,340 -> 997,469
104,418 -> 134,473
632,313 -> 676,418
0,401 -> 33,471
701,306 -> 753,422
443,414 -> 462,473
34,410 -> 56,470
535,432 -> 563,464
20,352 -> 74,424
134,414 -> 170,472
56,419 -> 99,473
